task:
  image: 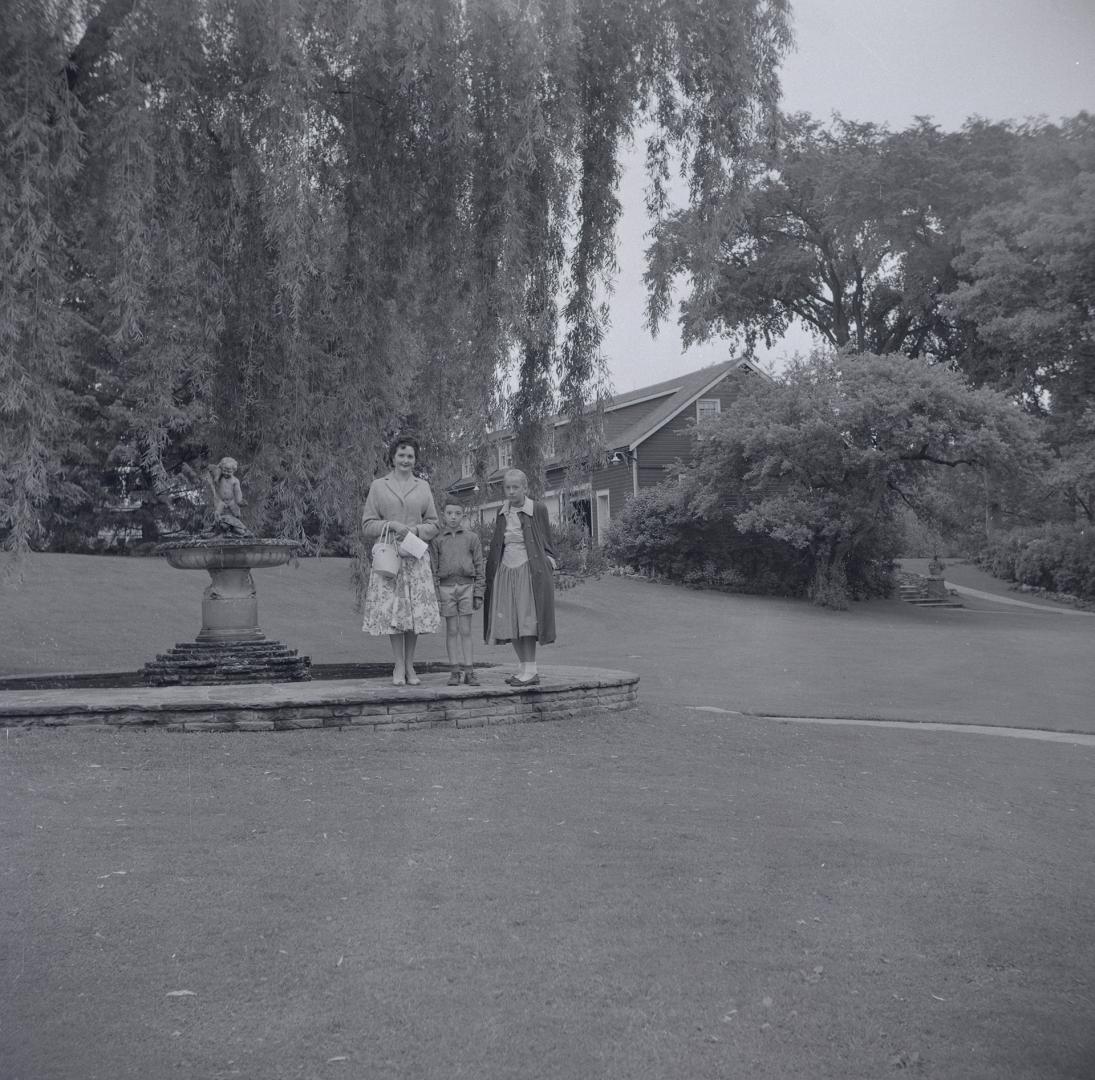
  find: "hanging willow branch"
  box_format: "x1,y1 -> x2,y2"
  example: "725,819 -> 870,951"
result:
1,0 -> 791,556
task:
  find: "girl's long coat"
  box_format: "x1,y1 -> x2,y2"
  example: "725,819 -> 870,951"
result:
483,500 -> 557,645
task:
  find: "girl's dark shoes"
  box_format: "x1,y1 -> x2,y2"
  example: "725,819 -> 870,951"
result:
505,674 -> 540,687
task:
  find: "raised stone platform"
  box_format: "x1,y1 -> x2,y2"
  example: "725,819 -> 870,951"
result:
0,666 -> 639,732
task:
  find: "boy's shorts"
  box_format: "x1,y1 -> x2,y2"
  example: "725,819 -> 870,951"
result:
438,581 -> 475,617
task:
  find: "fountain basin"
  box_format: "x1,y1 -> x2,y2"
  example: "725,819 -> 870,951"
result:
145,537 -> 309,685
162,538 -> 297,572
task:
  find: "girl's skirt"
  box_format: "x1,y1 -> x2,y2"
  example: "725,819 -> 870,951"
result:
362,553 -> 440,636
488,561 -> 538,644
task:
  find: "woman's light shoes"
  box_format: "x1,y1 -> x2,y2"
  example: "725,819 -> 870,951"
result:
392,666 -> 419,686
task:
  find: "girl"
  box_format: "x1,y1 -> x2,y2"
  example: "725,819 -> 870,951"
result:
483,469 -> 558,686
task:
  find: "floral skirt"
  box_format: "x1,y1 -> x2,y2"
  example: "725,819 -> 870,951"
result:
362,554 -> 440,636
488,561 -> 538,644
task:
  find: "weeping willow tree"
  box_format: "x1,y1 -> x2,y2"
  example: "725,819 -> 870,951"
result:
1,0 -> 791,556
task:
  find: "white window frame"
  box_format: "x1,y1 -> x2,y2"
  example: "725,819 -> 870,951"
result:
497,440 -> 514,470
542,427 -> 556,460
461,451 -> 476,478
595,489 -> 611,546
696,398 -> 721,421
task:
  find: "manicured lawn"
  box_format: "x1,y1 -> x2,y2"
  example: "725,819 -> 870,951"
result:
6,554 -> 1094,732
4,554 -> 1094,1078
3,712 -> 1093,1080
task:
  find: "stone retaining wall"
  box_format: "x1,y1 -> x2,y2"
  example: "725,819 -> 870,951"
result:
1,667 -> 639,733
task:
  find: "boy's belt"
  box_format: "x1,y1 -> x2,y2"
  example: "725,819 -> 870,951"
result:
440,575 -> 475,585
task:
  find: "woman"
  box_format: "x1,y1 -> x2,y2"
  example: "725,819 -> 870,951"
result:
361,436 -> 441,685
484,468 -> 557,686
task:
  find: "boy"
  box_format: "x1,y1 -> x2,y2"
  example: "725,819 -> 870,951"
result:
431,498 -> 486,685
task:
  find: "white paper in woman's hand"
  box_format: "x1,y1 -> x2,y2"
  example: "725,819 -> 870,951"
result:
398,531 -> 430,560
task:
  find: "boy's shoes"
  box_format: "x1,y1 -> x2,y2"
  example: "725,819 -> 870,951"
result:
446,669 -> 463,686
462,668 -> 480,686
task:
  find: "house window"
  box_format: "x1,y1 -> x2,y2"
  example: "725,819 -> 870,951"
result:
542,427 -> 556,460
461,452 -> 475,478
696,398 -> 721,421
497,440 -> 514,470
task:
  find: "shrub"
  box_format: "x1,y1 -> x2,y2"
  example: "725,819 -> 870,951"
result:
978,524 -> 1095,598
604,484 -> 819,598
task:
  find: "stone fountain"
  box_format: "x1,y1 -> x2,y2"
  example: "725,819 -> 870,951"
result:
142,457 -> 311,686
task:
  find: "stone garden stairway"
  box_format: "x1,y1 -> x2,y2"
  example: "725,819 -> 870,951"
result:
898,572 -> 964,608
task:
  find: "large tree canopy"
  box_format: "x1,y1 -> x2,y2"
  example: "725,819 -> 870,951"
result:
619,352 -> 1041,606
951,114 -> 1095,419
645,114 -> 1023,359
644,112 -> 1095,413
1,0 -> 792,555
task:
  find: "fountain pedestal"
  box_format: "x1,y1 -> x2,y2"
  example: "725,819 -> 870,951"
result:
143,538 -> 311,686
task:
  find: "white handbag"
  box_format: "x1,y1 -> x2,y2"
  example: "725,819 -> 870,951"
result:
371,524 -> 400,579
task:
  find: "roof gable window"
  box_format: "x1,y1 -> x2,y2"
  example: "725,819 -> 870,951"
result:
696,398 -> 721,421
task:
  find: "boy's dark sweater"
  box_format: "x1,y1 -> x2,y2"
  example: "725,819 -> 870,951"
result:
431,526 -> 486,598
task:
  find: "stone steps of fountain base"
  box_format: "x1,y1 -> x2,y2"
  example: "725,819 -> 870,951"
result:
143,640 -> 311,687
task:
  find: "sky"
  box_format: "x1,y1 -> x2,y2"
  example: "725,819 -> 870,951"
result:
602,0 -> 1095,393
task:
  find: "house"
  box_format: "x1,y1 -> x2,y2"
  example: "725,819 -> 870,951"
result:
446,357 -> 772,542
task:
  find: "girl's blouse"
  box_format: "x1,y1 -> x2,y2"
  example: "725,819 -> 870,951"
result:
501,507 -> 529,568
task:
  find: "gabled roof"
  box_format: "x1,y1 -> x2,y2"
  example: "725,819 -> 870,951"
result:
611,358 -> 768,451
475,373 -> 683,447
448,356 -> 770,490
603,370 -> 687,411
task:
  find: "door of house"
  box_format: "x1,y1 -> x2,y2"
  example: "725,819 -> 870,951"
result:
567,497 -> 592,537
595,490 -> 610,545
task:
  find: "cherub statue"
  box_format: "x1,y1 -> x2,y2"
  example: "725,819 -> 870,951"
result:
204,456 -> 253,536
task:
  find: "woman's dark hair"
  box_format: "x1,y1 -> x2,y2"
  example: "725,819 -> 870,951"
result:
386,434 -> 422,466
